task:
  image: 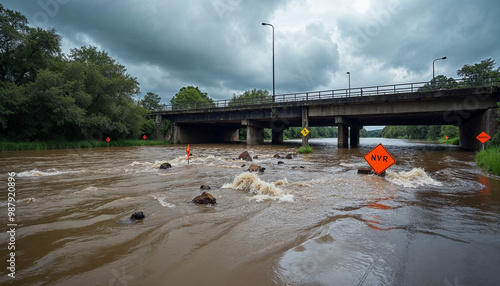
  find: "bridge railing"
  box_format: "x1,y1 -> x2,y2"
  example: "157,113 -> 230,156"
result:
154,76 -> 500,112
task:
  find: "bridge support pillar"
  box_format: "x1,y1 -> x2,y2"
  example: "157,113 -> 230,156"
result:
155,114 -> 163,139
272,130 -> 283,144
242,120 -> 264,145
338,124 -> 349,148
302,107 -> 309,146
336,117 -> 349,148
459,108 -> 498,151
350,126 -> 360,147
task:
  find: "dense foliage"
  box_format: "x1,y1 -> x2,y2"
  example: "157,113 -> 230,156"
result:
229,89 -> 272,106
0,5 -> 152,141
170,86 -> 214,109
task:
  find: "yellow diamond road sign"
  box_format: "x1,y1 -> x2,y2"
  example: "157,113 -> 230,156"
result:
301,128 -> 309,137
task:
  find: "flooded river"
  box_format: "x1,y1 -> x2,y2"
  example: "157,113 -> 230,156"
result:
1,138 -> 499,285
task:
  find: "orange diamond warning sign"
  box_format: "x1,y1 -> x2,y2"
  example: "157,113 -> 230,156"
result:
363,143 -> 396,175
476,132 -> 491,144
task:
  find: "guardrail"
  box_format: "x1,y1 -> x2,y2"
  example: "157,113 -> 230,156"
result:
153,77 -> 500,112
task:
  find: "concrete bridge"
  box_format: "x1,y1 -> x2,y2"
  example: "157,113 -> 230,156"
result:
152,79 -> 500,151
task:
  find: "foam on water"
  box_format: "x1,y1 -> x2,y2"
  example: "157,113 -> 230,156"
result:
17,168 -> 71,177
385,168 -> 442,188
223,172 -> 293,202
151,195 -> 176,208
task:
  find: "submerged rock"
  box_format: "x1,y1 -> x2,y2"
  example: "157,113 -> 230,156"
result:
192,192 -> 217,204
248,164 -> 265,172
278,161 -> 284,165
285,154 -> 294,159
358,168 -> 385,177
160,163 -> 172,169
253,155 -> 259,159
238,151 -> 253,161
130,211 -> 145,220
273,153 -> 281,159
200,185 -> 211,190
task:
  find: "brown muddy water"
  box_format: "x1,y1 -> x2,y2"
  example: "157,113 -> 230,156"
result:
1,138 -> 499,286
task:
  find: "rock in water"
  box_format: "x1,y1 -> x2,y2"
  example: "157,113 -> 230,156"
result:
248,164 -> 265,172
285,154 -> 293,159
253,155 -> 259,159
278,161 -> 284,165
357,168 -> 386,177
200,185 -> 211,190
238,151 -> 252,161
192,192 -> 216,204
160,163 -> 172,169
273,153 -> 281,159
130,211 -> 145,220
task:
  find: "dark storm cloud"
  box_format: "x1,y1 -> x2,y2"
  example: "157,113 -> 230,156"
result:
337,0 -> 500,81
2,0 -> 499,102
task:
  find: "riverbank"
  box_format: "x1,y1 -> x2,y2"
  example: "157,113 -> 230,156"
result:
0,140 -> 171,151
476,147 -> 500,175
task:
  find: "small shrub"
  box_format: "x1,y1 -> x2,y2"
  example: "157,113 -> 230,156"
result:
297,145 -> 313,154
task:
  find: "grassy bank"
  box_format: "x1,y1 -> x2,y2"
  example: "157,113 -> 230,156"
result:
476,147 -> 500,175
0,140 -> 171,151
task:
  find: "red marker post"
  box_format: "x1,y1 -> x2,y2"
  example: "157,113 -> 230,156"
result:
106,137 -> 110,147
143,135 -> 147,140
186,145 -> 191,164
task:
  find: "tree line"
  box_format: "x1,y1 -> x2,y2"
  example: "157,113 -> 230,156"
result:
0,5 -> 154,142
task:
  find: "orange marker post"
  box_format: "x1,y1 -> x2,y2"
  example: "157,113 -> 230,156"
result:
476,132 -> 491,151
106,137 -> 110,147
363,143 -> 396,175
186,145 -> 191,164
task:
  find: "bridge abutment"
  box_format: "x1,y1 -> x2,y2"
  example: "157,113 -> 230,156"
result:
459,108 -> 498,151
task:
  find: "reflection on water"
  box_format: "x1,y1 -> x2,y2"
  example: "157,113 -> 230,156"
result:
0,138 -> 499,285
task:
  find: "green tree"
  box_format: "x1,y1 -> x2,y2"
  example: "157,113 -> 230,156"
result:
440,125 -> 459,139
419,75 -> 458,91
170,86 -> 214,109
229,88 -> 271,107
0,4 -> 61,85
141,92 -> 162,111
457,58 -> 500,86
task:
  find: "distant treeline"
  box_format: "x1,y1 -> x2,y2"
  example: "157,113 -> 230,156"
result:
367,125 -> 459,141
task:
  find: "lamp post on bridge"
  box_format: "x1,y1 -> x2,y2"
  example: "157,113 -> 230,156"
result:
347,72 -> 351,96
433,56 -> 447,79
262,22 -> 275,103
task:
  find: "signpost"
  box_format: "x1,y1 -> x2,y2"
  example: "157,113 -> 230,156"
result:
363,143 -> 396,175
106,137 -> 110,147
186,145 -> 191,164
301,128 -> 309,137
476,132 -> 491,150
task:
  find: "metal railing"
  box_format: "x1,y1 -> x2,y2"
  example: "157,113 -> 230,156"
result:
153,76 -> 500,112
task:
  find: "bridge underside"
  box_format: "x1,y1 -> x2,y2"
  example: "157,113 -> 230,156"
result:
157,87 -> 500,151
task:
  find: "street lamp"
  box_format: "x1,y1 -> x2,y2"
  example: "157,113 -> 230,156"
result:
433,56 -> 447,79
346,72 -> 350,96
262,22 -> 275,102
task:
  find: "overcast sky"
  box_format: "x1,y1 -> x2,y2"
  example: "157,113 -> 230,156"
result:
3,0 -> 500,104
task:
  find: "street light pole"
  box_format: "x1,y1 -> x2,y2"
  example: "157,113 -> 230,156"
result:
347,72 -> 350,96
432,56 -> 447,79
262,22 -> 275,102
